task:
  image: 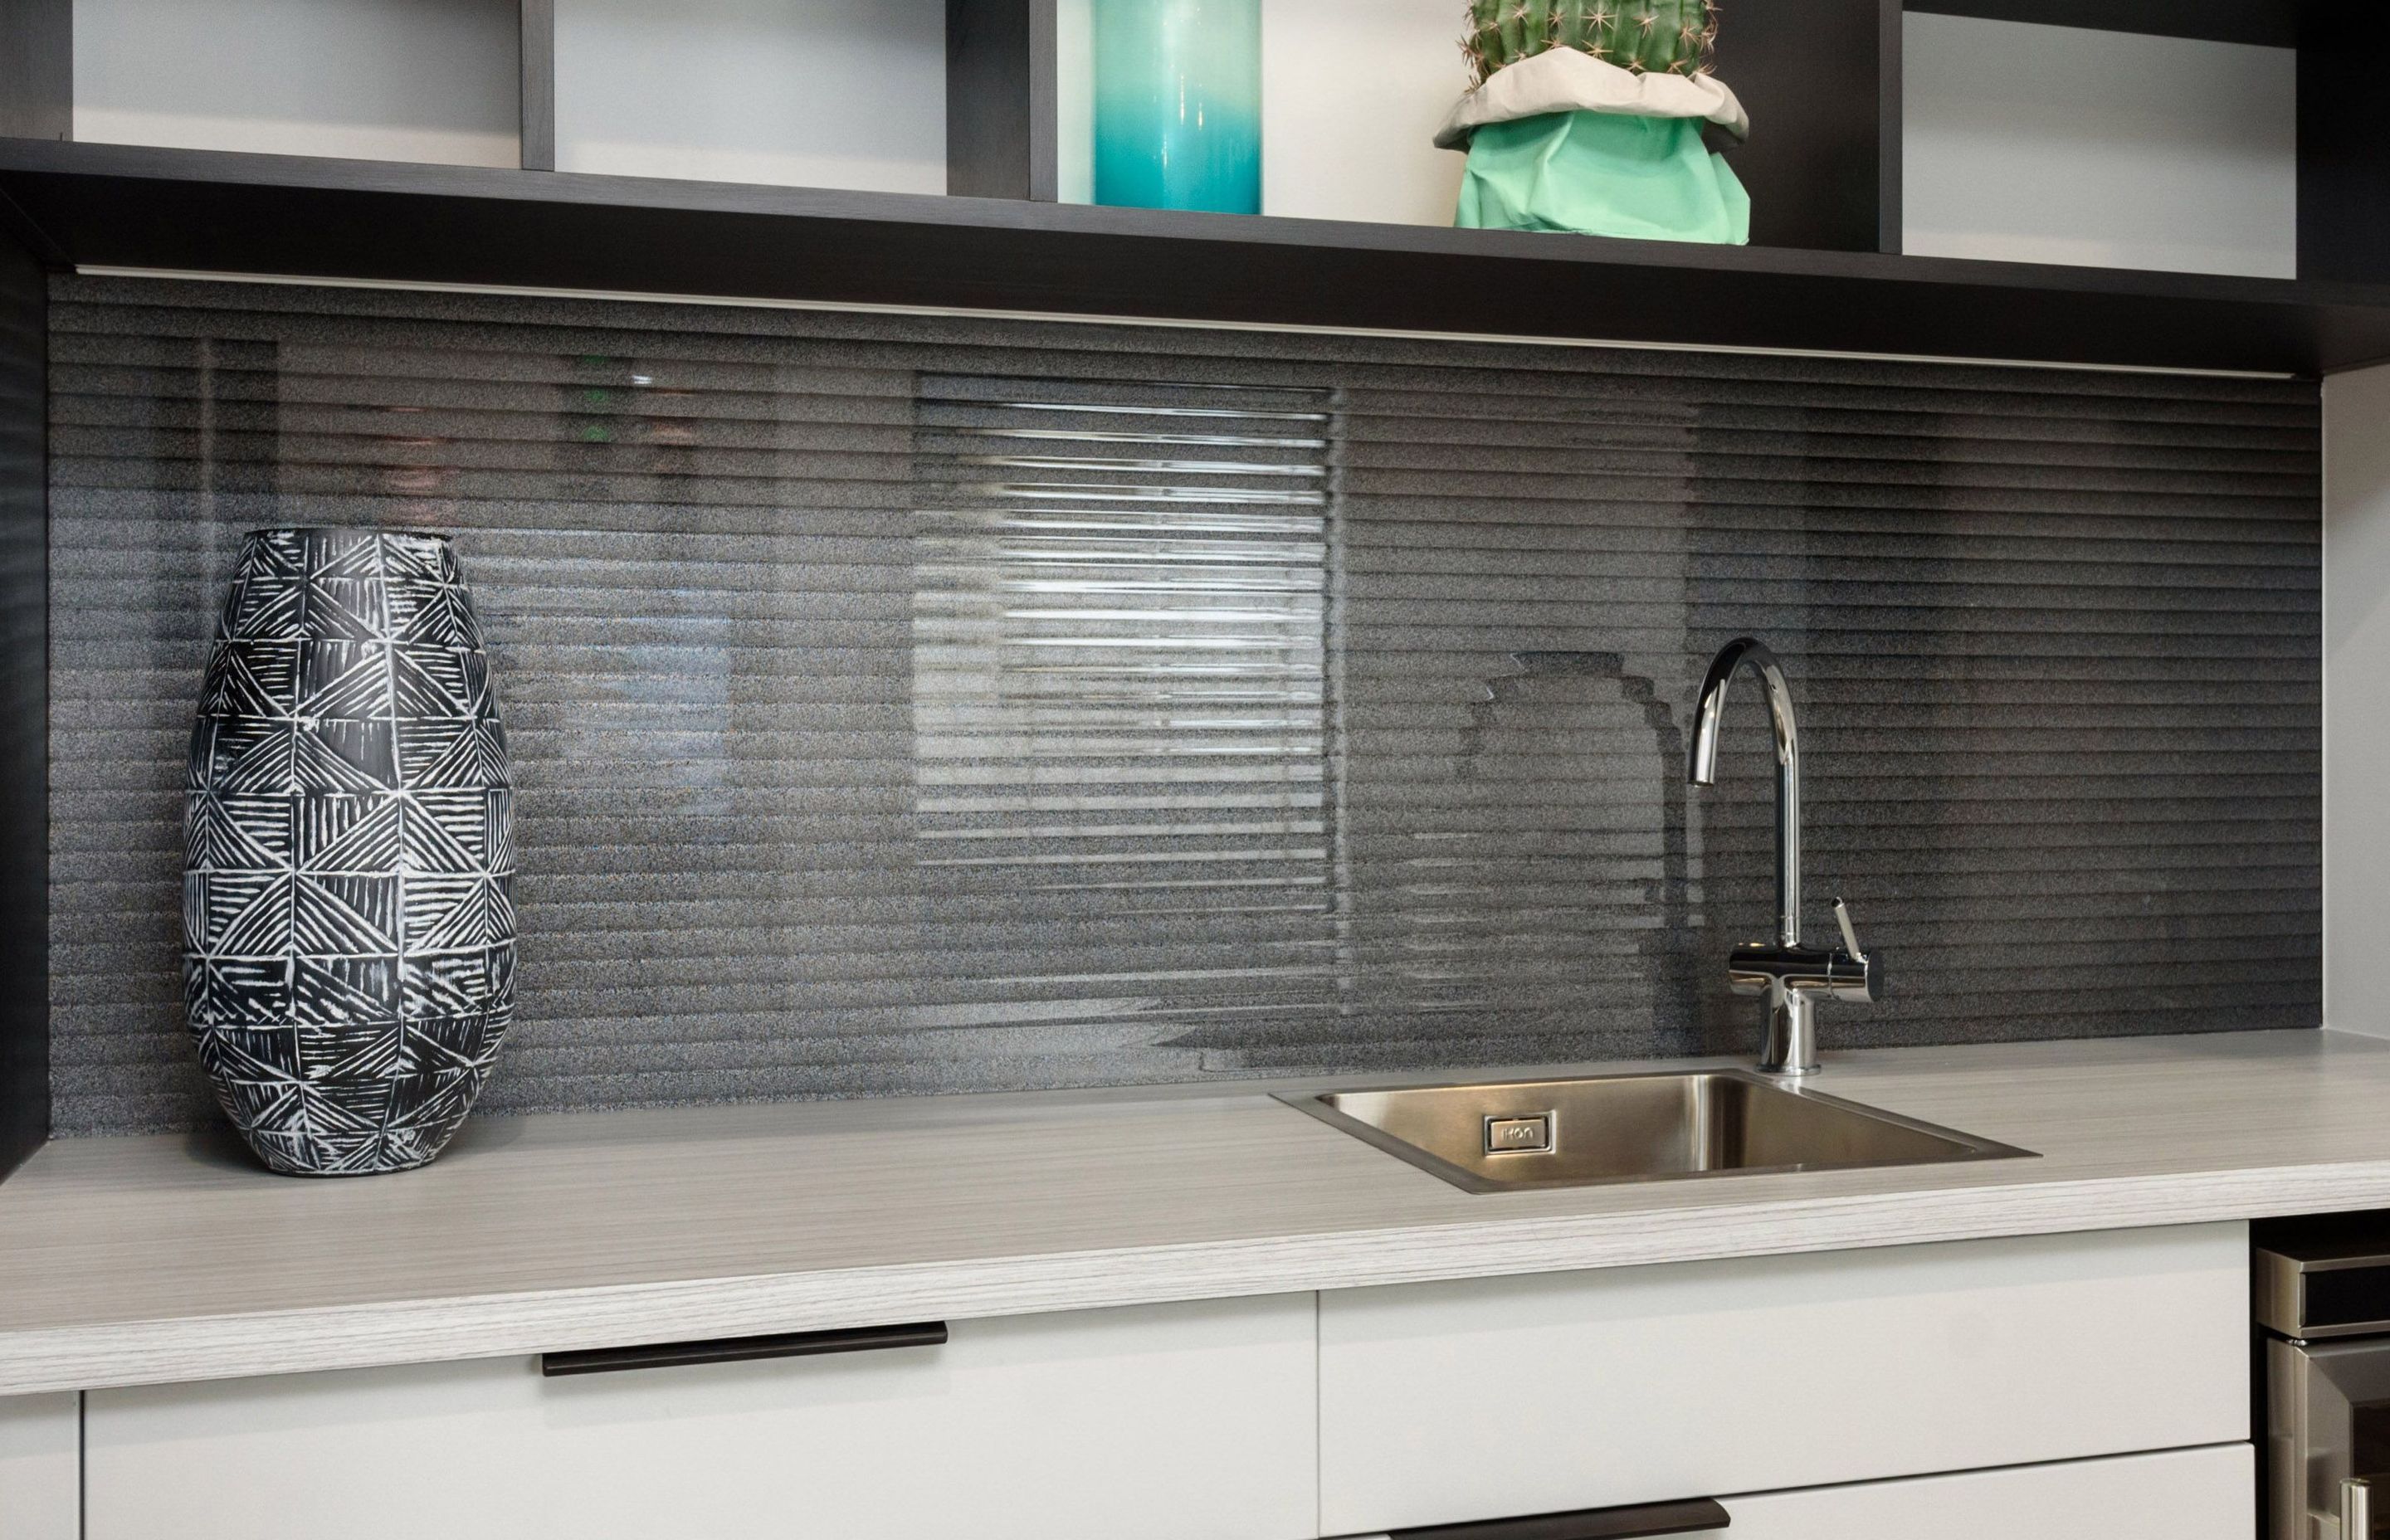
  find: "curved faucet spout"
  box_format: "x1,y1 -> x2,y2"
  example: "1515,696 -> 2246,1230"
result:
1687,637 -> 1801,948
1685,637 -> 1875,1078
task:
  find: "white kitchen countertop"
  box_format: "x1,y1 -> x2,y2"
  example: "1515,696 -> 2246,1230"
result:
3,1028 -> 2388,1397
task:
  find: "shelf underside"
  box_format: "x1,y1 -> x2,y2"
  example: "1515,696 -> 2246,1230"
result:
2,140 -> 2388,376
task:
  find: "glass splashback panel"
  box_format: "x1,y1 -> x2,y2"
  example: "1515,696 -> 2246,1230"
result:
43,276 -> 2322,1132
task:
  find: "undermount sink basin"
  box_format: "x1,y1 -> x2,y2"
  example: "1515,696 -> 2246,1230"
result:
1280,1070 -> 2033,1193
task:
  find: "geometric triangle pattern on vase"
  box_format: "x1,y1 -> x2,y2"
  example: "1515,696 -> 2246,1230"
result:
184,528 -> 515,1177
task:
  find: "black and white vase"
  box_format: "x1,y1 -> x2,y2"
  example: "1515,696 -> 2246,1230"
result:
183,528 -> 515,1177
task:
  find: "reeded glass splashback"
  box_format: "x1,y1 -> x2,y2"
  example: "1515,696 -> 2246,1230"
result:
46,275 -> 2320,1134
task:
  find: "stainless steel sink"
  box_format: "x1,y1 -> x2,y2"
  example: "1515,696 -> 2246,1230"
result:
1280,1070 -> 2032,1193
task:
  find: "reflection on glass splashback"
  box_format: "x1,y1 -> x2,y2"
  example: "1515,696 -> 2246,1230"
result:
910,377 -> 1334,1063
43,275 -> 2321,1133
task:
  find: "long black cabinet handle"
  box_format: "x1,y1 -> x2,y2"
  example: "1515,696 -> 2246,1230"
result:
541,1321 -> 949,1377
1379,1499 -> 1730,1540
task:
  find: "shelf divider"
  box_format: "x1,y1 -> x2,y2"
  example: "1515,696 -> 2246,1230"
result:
1720,0 -> 1904,255
947,0 -> 1056,202
520,0 -> 556,173
2297,4 -> 2390,285
0,0 -> 72,143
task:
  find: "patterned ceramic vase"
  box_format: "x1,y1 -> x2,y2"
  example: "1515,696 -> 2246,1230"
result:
183,528 -> 515,1177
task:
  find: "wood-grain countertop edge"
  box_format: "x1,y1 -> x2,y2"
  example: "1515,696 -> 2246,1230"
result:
7,1156 -> 2388,1396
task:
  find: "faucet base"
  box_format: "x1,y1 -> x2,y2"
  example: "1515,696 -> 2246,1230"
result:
1758,989 -> 1819,1078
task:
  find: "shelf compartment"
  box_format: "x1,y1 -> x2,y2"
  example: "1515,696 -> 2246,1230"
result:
1903,13 -> 2298,280
68,0 -> 524,170
1010,0 -> 1898,253
553,0 -> 948,196
962,0 -> 2390,285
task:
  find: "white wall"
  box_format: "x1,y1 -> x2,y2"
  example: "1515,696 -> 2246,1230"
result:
554,0 -> 947,193
1903,13 -> 2297,279
75,0 -> 954,194
1056,0 -> 1095,204
74,0 -> 519,167
2325,366 -> 2390,1040
1260,0 -> 1466,225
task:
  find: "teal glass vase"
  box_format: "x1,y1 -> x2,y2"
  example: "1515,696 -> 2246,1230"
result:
1092,0 -> 1262,215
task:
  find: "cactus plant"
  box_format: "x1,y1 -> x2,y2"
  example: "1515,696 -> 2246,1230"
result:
1461,0 -> 1720,88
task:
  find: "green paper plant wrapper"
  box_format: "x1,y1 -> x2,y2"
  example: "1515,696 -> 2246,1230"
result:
1457,110 -> 1749,243
1464,0 -> 1721,85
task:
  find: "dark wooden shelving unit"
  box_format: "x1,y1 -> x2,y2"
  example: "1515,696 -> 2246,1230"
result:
946,0 -> 1057,202
518,0 -> 557,173
0,0 -> 2378,373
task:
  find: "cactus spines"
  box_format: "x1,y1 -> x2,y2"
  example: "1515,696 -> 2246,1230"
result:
1462,0 -> 1719,87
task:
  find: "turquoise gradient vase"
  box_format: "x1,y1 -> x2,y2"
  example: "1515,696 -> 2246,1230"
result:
1093,0 -> 1261,215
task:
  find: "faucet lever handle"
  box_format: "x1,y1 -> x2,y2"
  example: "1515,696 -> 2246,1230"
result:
1832,896 -> 1865,960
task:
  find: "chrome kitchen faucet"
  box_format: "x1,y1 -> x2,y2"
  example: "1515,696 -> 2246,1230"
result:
1687,637 -> 1880,1076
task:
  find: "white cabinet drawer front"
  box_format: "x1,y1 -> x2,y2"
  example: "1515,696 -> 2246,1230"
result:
1722,1443 -> 2254,1539
0,1394 -> 81,1540
86,1296 -> 1317,1540
1319,1223 -> 2247,1534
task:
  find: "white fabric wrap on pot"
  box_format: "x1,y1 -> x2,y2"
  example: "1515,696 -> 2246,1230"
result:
1433,46 -> 1749,149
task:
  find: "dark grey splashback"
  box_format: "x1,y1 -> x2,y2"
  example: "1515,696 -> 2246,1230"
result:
45,275 -> 2321,1136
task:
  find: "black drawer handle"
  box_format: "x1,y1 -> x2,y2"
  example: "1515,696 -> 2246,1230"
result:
1385,1499 -> 1730,1540
541,1321 -> 949,1377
